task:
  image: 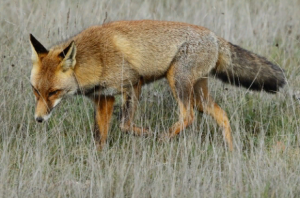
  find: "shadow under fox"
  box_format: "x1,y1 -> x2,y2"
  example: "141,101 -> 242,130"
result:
29,20 -> 285,151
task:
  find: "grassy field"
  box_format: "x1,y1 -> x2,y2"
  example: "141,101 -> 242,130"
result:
1,0 -> 300,197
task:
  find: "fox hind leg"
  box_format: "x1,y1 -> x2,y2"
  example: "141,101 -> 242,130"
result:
194,78 -> 233,151
160,64 -> 195,139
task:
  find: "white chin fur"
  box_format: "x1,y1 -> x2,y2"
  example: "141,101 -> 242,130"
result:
42,112 -> 52,121
53,98 -> 62,108
34,112 -> 52,121
67,89 -> 77,95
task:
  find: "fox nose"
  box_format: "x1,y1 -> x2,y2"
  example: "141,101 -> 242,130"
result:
36,117 -> 44,123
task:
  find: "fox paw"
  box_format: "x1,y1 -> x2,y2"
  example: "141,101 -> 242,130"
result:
120,124 -> 151,136
157,133 -> 173,143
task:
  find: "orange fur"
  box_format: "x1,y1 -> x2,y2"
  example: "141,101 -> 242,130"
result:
194,79 -> 233,151
30,20 -> 285,151
93,96 -> 115,150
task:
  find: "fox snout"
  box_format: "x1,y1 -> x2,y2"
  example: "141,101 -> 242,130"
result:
34,99 -> 58,123
34,111 -> 52,123
36,117 -> 44,123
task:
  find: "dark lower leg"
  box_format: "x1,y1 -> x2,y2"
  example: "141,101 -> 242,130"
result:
194,79 -> 233,151
120,80 -> 150,136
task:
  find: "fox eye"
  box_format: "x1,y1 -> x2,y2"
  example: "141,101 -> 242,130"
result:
32,86 -> 40,96
49,90 -> 59,97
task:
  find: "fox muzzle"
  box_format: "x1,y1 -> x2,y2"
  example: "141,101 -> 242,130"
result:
36,117 -> 44,123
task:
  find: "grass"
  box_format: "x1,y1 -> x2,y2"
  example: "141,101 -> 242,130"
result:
1,0 -> 300,197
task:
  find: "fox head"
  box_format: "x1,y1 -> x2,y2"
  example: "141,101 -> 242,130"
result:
30,34 -> 78,123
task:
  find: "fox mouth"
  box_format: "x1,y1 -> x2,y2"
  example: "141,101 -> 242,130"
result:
35,112 -> 52,123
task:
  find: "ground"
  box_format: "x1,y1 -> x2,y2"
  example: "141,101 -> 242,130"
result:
0,0 -> 300,197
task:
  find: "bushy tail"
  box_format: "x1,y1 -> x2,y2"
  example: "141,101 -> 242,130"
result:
211,38 -> 285,93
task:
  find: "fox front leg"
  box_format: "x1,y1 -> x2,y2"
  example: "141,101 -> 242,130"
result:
92,96 -> 115,150
120,80 -> 151,136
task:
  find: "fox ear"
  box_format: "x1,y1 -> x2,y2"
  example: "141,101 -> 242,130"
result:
59,41 -> 77,71
29,34 -> 48,62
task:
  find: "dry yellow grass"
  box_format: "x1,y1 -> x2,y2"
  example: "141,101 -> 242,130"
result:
0,0 -> 300,197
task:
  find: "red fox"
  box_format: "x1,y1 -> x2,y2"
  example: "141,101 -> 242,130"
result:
30,20 -> 285,151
